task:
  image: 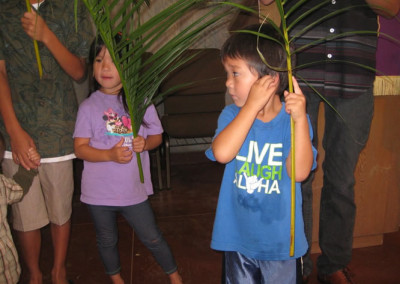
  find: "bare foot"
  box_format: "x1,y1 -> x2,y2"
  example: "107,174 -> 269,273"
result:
110,273 -> 125,284
169,271 -> 183,284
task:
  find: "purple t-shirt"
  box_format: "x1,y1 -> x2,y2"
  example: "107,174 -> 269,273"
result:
73,90 -> 163,206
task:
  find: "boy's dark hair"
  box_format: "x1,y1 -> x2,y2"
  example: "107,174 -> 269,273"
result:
221,24 -> 295,95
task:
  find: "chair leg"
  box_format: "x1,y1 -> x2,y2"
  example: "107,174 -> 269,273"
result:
165,134 -> 171,189
155,146 -> 163,190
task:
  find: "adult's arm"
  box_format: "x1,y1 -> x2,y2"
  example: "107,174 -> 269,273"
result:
0,60 -> 39,170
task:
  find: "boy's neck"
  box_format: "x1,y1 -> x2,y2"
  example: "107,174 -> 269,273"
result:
256,94 -> 282,123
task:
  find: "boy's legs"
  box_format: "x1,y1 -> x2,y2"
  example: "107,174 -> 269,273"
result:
3,158 -> 46,283
3,159 -> 74,284
39,161 -> 74,284
15,229 -> 43,284
224,251 -> 296,284
51,220 -> 71,283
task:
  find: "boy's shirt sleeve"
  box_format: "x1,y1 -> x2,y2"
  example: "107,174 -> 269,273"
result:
308,115 -> 318,171
205,104 -> 239,161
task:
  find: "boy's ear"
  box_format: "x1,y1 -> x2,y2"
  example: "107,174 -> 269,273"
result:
272,74 -> 280,84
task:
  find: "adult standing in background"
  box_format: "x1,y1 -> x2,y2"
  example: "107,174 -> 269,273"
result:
0,1 -> 93,283
258,0 -> 399,283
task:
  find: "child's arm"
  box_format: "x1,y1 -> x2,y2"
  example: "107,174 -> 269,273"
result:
74,137 -> 133,164
132,134 -> 162,153
284,77 -> 313,182
212,75 -> 278,164
21,10 -> 86,81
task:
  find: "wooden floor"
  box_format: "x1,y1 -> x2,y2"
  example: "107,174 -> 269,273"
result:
15,152 -> 400,284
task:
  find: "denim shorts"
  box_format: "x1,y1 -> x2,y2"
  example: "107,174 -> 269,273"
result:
224,251 -> 297,284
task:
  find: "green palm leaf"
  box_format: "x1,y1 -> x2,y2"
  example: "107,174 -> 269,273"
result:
80,0 -> 229,182
25,0 -> 43,78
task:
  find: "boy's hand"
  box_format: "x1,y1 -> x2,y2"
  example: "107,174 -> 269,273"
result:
132,136 -> 146,153
21,10 -> 50,43
246,75 -> 279,112
109,138 -> 132,164
284,77 -> 307,122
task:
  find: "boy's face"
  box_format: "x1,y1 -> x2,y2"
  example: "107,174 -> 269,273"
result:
223,57 -> 259,107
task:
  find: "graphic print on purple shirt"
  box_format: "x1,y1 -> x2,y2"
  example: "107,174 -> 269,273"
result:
103,107 -> 133,147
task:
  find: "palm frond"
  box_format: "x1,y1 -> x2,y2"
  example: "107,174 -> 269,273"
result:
25,0 -> 43,78
81,0 -> 230,182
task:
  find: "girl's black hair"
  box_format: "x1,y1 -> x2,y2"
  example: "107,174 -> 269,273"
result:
89,34 -> 150,128
89,33 -> 129,113
221,24 -> 295,95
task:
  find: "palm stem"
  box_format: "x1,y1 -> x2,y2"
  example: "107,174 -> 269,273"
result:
25,0 -> 43,79
276,0 -> 295,256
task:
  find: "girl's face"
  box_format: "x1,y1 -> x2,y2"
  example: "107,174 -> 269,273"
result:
93,47 -> 122,95
223,56 -> 259,107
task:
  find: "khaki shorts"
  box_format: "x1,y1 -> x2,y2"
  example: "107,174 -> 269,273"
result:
2,159 -> 74,232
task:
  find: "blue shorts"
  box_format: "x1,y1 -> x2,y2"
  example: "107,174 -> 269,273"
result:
224,251 -> 297,284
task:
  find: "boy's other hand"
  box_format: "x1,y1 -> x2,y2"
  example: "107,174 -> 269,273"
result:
284,77 -> 307,121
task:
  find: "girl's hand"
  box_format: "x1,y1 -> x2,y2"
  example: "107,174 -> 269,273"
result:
21,10 -> 50,43
284,77 -> 307,122
109,138 -> 132,163
27,147 -> 41,167
132,136 -> 146,153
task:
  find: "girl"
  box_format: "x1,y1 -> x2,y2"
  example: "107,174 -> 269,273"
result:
73,36 -> 182,284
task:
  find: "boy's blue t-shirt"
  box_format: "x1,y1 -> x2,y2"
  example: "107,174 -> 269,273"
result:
206,103 -> 317,261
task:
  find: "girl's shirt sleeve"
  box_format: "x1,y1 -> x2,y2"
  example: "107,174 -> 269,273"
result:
139,104 -> 163,137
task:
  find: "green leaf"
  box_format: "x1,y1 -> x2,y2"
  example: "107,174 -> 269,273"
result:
81,0 -> 230,182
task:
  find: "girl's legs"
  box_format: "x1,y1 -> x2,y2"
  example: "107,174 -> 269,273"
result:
87,205 -> 123,281
109,273 -> 124,284
120,200 -> 182,283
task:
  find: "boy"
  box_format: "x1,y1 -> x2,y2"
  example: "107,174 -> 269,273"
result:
0,1 -> 93,283
0,133 -> 40,284
206,24 -> 317,283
